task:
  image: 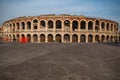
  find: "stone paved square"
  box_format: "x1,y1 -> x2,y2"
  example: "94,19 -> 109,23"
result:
0,43 -> 120,80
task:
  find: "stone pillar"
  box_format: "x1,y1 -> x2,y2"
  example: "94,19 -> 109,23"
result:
62,21 -> 64,32
70,35 -> 72,43
70,21 -> 72,43
86,34 -> 88,43
25,22 -> 27,32
38,21 -> 40,31
78,22 -> 80,32
38,34 -> 40,43
93,21 -> 95,31
93,34 -> 95,43
26,22 -> 28,31
62,34 -> 64,43
31,34 -> 33,43
86,22 -> 88,31
45,34 -> 48,43
14,23 -> 17,32
99,22 -> 102,32
70,21 -> 72,32
105,23 -> 106,32
46,21 -> 48,32
99,35 -> 101,42
53,21 -> 56,42
53,21 -> 56,32
78,34 -> 80,43
31,21 -> 33,31
9,26 -> 11,33
39,34 -> 41,43
53,34 -> 55,41
24,34 -> 27,39
19,33 -> 21,42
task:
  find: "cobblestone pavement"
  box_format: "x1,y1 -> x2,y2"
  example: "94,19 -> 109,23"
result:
0,43 -> 120,80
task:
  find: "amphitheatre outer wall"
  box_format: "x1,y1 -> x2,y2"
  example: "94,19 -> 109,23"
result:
2,14 -> 119,43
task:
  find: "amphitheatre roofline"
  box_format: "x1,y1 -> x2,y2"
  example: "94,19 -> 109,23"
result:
3,14 -> 119,25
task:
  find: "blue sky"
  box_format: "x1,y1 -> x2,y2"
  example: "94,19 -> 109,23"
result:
0,0 -> 120,25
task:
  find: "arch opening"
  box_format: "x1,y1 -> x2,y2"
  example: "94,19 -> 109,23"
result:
34,26 -> 38,29
110,36 -> 113,42
80,34 -> 86,42
56,34 -> 62,42
40,21 -> 46,28
106,36 -> 110,42
80,21 -> 86,29
27,34 -> 31,42
27,21 -> 31,29
72,21 -> 78,31
33,34 -> 38,42
101,22 -> 105,31
21,22 -> 25,30
101,35 -> 105,42
72,34 -> 78,42
56,20 -> 62,29
48,20 -> 53,28
13,23 -> 15,32
64,34 -> 70,43
21,34 -> 26,43
88,34 -> 93,42
64,20 -> 70,27
33,19 -> 38,23
95,35 -> 100,42
16,23 -> 20,30
40,34 -> 45,42
88,21 -> 93,30
48,34 -> 53,42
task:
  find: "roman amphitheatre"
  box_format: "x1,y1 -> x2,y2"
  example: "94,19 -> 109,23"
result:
2,14 -> 119,43
0,14 -> 120,80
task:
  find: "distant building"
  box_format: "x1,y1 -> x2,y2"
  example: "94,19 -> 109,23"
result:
2,14 -> 119,43
118,27 -> 120,42
0,26 -> 3,41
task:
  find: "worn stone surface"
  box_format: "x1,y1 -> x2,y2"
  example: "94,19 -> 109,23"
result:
0,43 -> 120,80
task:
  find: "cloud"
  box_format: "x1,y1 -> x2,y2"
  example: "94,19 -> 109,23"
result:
0,0 -> 120,25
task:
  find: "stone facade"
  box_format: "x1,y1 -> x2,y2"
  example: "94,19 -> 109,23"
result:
2,14 -> 119,43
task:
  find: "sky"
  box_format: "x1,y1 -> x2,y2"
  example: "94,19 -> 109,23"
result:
0,0 -> 120,25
